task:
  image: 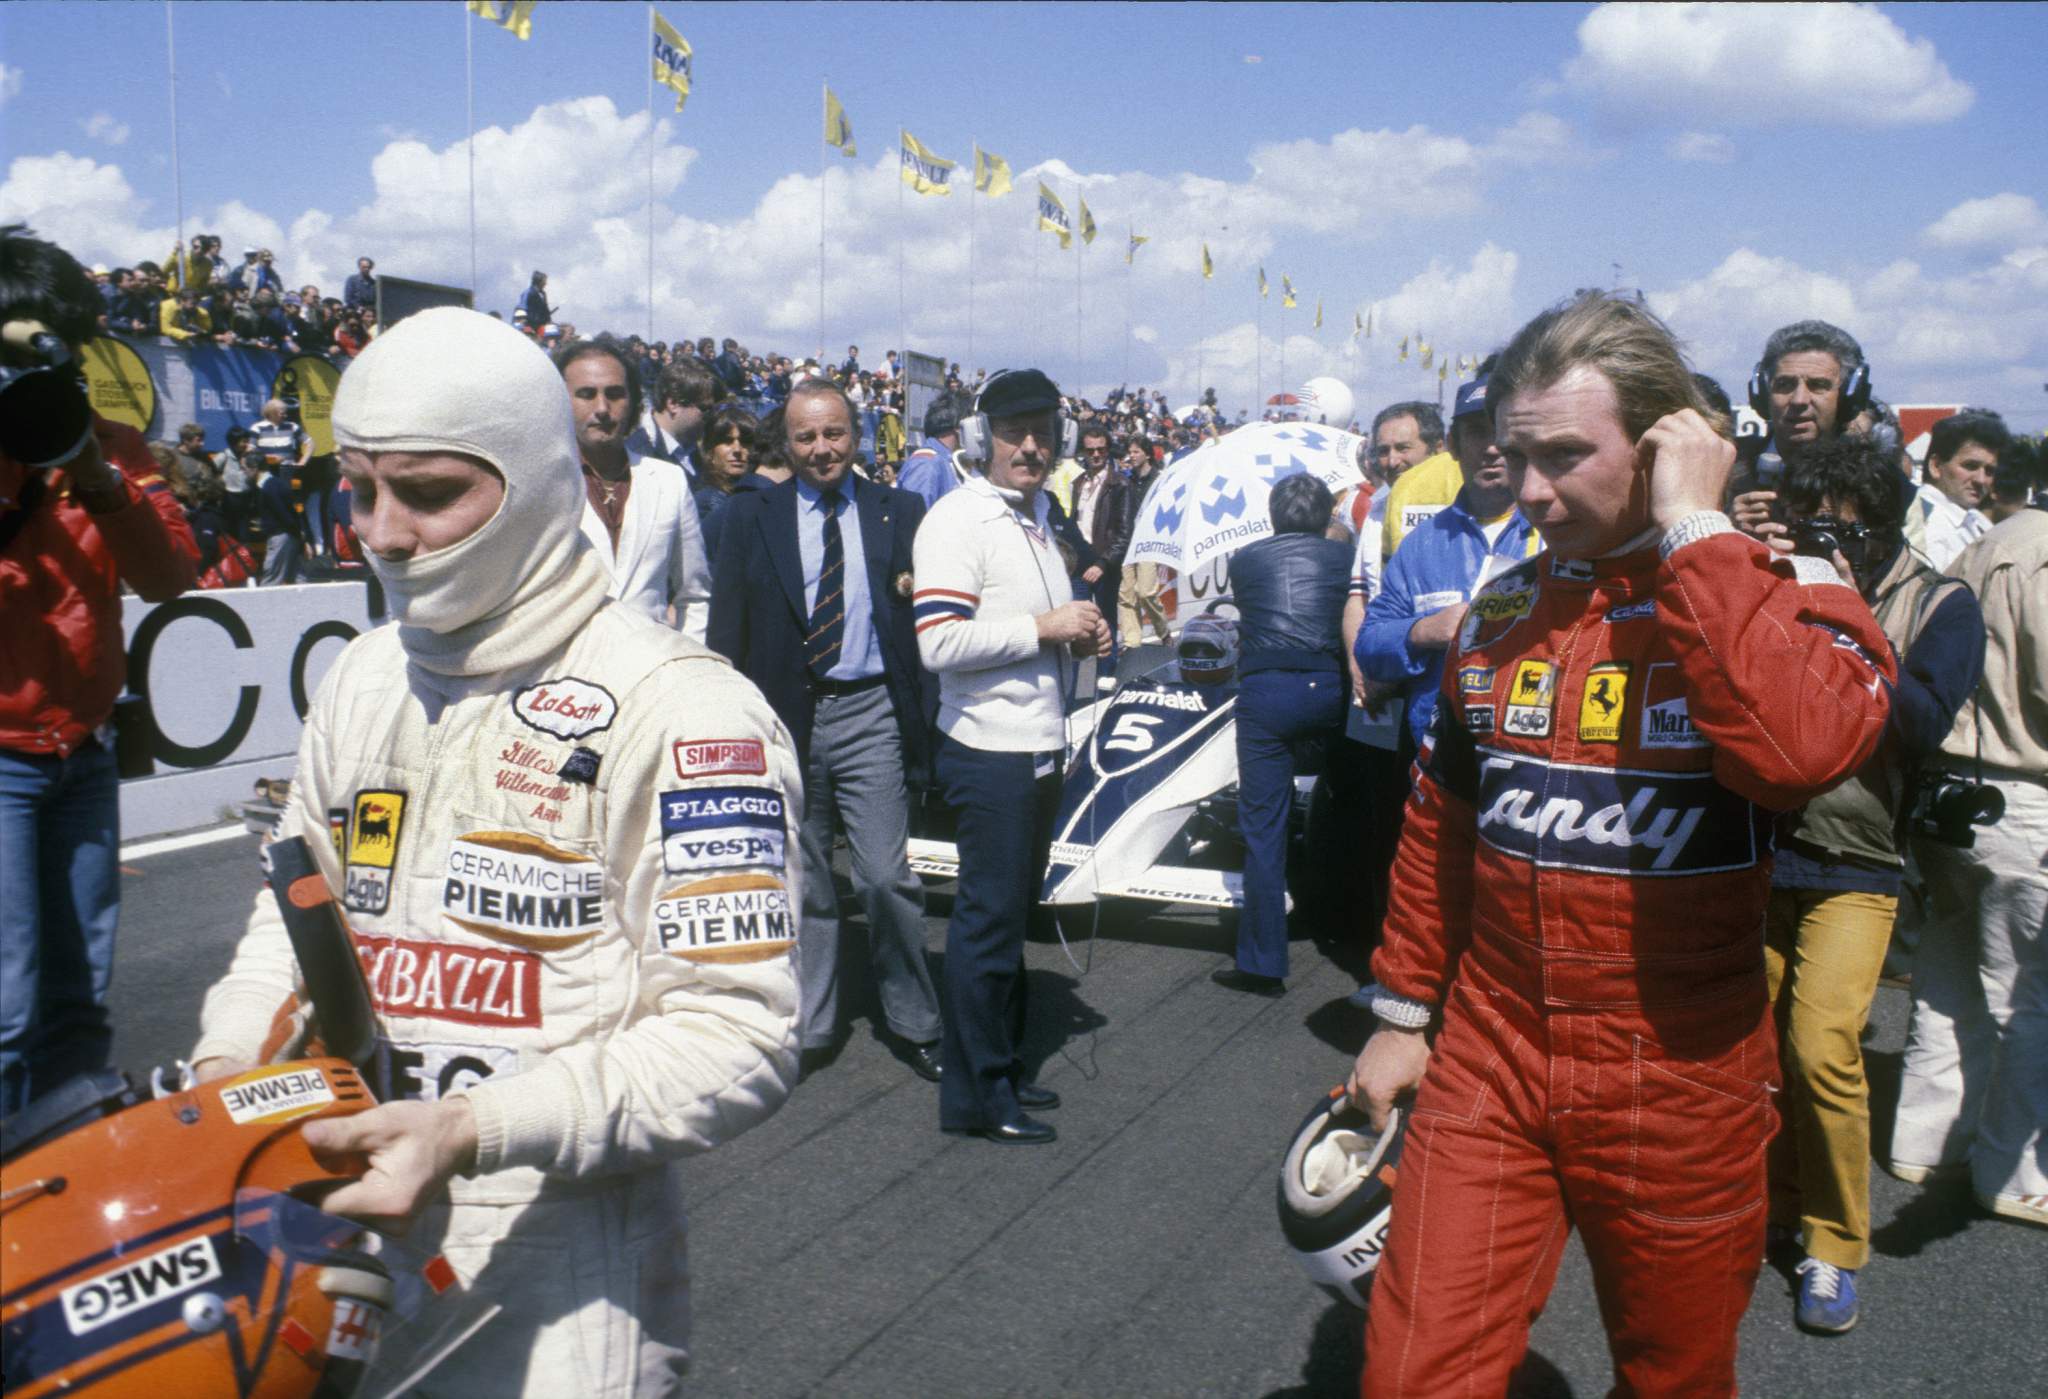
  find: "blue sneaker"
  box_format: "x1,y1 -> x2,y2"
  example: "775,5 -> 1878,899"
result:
1794,1257 -> 1859,1334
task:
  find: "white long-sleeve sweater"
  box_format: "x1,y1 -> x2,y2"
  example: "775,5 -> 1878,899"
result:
913,473 -> 1074,752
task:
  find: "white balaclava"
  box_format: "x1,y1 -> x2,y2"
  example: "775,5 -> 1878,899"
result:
330,307 -> 610,676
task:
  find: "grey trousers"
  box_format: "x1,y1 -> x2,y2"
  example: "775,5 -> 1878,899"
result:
796,682 -> 941,1049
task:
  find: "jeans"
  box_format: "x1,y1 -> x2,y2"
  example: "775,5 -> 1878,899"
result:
935,736 -> 1061,1130
1232,668 -> 1344,980
1764,887 -> 1895,1267
0,738 -> 122,1115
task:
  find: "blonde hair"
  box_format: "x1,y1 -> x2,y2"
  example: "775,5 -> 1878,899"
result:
1492,293 -> 1731,443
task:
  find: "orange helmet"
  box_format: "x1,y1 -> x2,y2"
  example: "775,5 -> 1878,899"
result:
1,1059 -> 456,1398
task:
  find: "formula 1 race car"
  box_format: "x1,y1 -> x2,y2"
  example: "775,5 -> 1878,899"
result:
907,617 -> 1325,915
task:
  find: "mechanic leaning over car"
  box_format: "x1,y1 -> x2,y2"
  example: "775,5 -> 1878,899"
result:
912,368 -> 1111,1147
1346,291 -> 1894,1396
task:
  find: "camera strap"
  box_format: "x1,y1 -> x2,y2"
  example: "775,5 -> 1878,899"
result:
0,473 -> 47,557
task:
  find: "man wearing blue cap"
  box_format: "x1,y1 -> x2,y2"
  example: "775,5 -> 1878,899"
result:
914,368 -> 1110,1145
1359,369 -> 1539,751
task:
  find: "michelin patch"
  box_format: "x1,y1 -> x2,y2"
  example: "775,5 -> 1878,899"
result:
1503,660 -> 1556,738
1577,662 -> 1630,744
652,873 -> 794,962
443,831 -> 606,945
1640,662 -> 1710,750
660,785 -> 786,873
342,789 -> 406,915
511,677 -> 618,741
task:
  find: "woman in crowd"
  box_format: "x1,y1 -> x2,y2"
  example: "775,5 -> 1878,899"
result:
692,403 -> 760,563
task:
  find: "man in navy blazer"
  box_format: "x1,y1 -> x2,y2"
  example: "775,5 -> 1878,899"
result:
708,379 -> 943,1081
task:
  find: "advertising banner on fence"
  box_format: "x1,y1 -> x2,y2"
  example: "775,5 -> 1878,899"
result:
80,335 -> 345,451
118,581 -> 382,839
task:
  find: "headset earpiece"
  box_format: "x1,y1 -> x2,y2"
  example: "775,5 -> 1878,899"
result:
1746,362 -> 1771,421
1748,358 -> 1874,430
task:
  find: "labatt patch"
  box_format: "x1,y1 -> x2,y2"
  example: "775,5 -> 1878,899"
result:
511,677 -> 618,741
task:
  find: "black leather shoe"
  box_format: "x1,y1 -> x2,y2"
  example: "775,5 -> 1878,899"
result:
906,1043 -> 943,1082
1211,966 -> 1286,998
974,1115 -> 1056,1145
1015,1081 -> 1060,1111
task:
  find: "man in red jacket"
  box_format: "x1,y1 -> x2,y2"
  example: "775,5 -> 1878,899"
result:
1347,294 -> 1894,1397
0,224 -> 197,1115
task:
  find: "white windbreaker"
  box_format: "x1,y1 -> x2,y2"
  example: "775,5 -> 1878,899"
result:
191,308 -> 802,1397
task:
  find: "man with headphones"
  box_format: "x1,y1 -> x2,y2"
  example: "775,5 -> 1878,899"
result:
1730,320 -> 1873,522
914,368 -> 1110,1145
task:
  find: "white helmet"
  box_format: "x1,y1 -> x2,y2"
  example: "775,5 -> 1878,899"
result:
1297,376 -> 1355,428
1176,613 -> 1238,686
1277,1089 -> 1407,1308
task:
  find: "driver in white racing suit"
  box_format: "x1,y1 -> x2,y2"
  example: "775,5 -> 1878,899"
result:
191,308 -> 802,1397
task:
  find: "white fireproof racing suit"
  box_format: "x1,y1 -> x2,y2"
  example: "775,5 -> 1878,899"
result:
194,604 -> 803,1396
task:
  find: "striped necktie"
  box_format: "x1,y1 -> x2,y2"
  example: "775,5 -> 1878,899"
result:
806,489 -> 846,677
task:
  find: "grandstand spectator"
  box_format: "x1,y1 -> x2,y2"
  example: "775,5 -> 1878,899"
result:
712,336 -> 748,393
334,308 -> 368,357
343,255 -> 376,309
517,270 -> 553,328
693,403 -> 762,563
163,233 -> 213,297
1908,409 -> 2006,569
218,426 -> 261,541
231,288 -> 293,351
170,423 -> 217,491
157,287 -> 210,342
96,265 -> 124,324
225,245 -> 262,296
841,344 -> 860,378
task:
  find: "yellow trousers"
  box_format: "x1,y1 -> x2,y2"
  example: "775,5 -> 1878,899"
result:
1118,562 -> 1171,646
1763,886 -> 1896,1268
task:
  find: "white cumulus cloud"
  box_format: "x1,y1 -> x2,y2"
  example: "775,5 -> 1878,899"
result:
1567,3 -> 1973,128
0,64 -> 22,106
1667,132 -> 1735,164
1923,193 -> 2048,251
82,112 -> 131,146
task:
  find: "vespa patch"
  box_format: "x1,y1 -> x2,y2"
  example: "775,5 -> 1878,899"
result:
443,831 -> 606,945
1577,662 -> 1630,744
511,677 -> 618,741
218,1065 -> 336,1125
343,789 -> 406,915
672,738 -> 768,780
659,786 -> 786,874
1640,662 -> 1710,750
652,873 -> 794,963
61,1237 -> 223,1337
1502,661 -> 1557,738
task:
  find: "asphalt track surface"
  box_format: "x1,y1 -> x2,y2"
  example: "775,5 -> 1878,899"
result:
110,830 -> 2039,1397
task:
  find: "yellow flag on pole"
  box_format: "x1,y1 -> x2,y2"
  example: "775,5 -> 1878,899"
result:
1126,231 -> 1148,265
823,86 -> 855,157
651,11 -> 691,112
899,130 -> 955,196
973,146 -> 1012,197
1259,267 -> 1269,298
1036,183 -> 1072,249
1202,243 -> 1213,279
1398,335 -> 1409,361
1420,340 -> 1433,367
468,1 -> 535,40
1439,360 -> 1449,383
1079,199 -> 1098,245
1282,276 -> 1298,309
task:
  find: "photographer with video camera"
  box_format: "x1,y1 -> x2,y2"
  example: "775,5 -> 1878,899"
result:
0,224 -> 198,1116
1890,449 -> 2048,1231
1746,433 -> 1985,1333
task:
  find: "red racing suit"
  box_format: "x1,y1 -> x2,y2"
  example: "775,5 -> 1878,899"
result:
1361,514 -> 1893,1398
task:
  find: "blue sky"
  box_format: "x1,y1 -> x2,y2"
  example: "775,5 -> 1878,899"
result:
3,2 -> 2043,428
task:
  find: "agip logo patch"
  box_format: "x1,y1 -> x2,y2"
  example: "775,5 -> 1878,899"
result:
344,790 -> 406,915
1503,661 -> 1556,738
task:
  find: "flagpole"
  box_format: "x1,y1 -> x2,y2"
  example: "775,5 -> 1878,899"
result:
1196,230 -> 1206,414
644,5 -> 655,341
1279,297 -> 1287,405
1255,280 -> 1264,422
817,78 -> 826,364
165,0 -> 184,262
1073,184 -> 1083,390
1122,225 -> 1132,388
897,133 -> 907,380
465,6 -> 477,295
967,140 -> 977,371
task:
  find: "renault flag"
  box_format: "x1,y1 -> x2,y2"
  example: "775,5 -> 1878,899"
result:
1202,243 -> 1214,279
651,10 -> 691,112
1037,182 -> 1072,249
1259,267 -> 1268,298
1282,276 -> 1298,309
468,0 -> 535,40
900,130 -> 955,196
1127,231 -> 1148,265
974,145 -> 1013,197
823,85 -> 855,156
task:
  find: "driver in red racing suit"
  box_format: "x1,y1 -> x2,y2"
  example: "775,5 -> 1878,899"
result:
1348,295 -> 1894,1397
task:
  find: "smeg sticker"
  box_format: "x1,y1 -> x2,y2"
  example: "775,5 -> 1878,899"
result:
511,677 -> 618,741
60,1237 -> 222,1336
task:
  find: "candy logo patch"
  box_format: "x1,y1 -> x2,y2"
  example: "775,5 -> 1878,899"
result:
61,1238 -> 222,1336
653,873 -> 794,962
511,678 -> 618,741
343,790 -> 406,916
673,739 -> 768,780
443,832 -> 606,944
1577,662 -> 1630,744
220,1065 -> 336,1125
1503,661 -> 1556,738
